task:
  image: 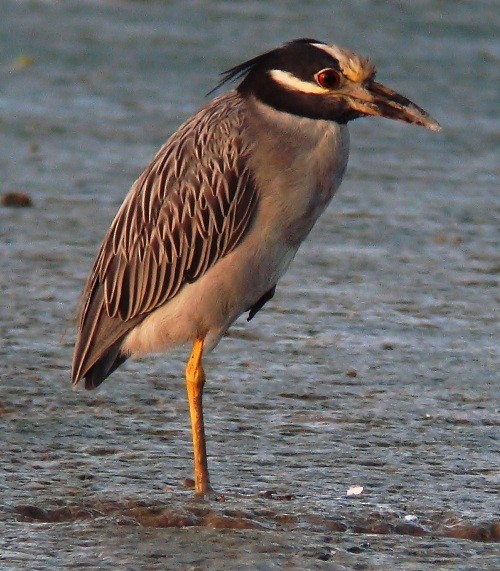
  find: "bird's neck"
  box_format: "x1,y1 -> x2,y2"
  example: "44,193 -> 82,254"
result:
243,95 -> 350,246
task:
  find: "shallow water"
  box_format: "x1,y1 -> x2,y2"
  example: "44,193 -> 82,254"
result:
1,0 -> 499,568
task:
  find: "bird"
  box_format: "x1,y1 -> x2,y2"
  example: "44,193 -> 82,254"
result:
72,38 -> 441,495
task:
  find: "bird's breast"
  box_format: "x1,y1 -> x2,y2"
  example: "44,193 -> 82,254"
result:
246,100 -> 350,247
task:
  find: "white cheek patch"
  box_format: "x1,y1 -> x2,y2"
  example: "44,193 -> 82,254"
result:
269,69 -> 328,95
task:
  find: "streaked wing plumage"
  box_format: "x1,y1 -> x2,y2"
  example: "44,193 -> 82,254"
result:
72,92 -> 259,386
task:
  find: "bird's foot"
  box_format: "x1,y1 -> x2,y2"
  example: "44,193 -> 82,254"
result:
183,477 -> 223,500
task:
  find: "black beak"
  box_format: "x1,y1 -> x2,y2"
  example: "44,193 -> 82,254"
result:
348,81 -> 441,131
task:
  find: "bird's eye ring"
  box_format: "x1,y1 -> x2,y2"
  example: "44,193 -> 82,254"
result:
315,68 -> 342,89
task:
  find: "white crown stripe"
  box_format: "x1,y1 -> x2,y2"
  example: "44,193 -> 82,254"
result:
269,69 -> 328,95
311,42 -> 376,83
312,43 -> 345,62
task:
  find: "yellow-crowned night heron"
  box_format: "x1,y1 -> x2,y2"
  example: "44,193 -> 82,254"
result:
72,39 -> 441,495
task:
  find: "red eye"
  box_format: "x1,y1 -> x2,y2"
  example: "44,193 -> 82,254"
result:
315,68 -> 342,89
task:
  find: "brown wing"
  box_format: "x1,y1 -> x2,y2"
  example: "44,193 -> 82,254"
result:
72,92 -> 259,387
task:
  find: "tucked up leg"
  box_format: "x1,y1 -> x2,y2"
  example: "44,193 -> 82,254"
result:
185,337 -> 212,495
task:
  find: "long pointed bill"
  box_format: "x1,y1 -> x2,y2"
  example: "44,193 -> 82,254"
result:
349,81 -> 441,131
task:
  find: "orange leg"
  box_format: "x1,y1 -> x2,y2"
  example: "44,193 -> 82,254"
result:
185,337 -> 212,495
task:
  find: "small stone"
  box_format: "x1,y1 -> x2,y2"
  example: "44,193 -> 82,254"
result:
1,192 -> 33,208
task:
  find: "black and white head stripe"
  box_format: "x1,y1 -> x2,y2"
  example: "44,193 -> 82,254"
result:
310,42 -> 375,83
209,38 -> 375,96
210,39 -> 336,94
208,39 -> 376,123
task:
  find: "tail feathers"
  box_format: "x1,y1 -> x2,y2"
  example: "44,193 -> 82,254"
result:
72,282 -> 142,390
82,340 -> 129,390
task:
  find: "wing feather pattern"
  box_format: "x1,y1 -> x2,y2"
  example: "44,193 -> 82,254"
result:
72,93 -> 259,388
